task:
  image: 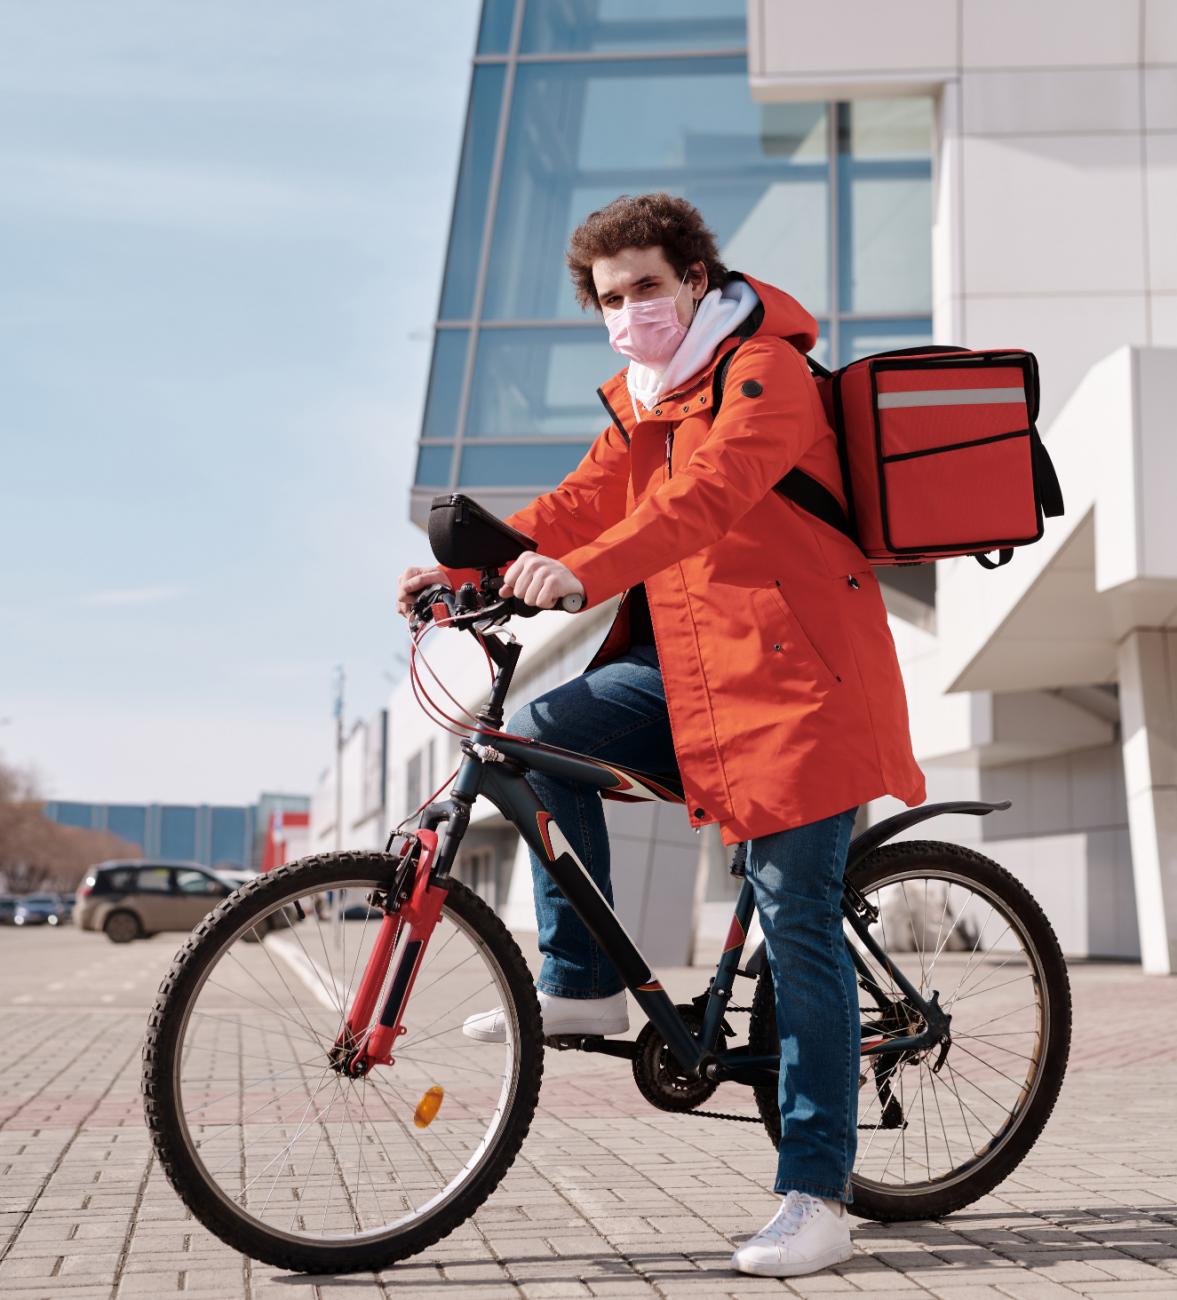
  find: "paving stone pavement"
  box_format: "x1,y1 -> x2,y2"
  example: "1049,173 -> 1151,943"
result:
2,925 -> 1176,1299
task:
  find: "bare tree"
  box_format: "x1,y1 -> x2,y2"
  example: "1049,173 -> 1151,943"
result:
0,756 -> 141,892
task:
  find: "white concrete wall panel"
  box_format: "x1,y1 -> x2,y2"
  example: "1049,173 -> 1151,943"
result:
1145,133 -> 1177,291
1145,68 -> 1177,129
758,0 -> 956,77
1136,348 -> 1177,579
1118,629 -> 1177,972
1151,292 -> 1177,343
1068,743 -> 1129,832
964,295 -> 1147,428
1145,0 -> 1177,63
961,134 -> 1146,297
961,0 -> 1139,69
1085,825 -> 1141,959
1120,630 -> 1177,795
962,69 -> 1142,136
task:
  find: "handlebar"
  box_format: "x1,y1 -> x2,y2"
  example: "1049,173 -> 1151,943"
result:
409,580 -> 583,634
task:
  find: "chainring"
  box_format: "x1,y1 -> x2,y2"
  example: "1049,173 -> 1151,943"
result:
631,1007 -> 722,1113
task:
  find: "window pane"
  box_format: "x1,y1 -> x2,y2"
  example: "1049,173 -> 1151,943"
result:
107,805 -> 146,850
459,441 -> 592,488
415,444 -> 454,487
176,869 -> 219,895
422,330 -> 469,438
839,317 -> 933,367
439,65 -> 505,319
849,96 -> 933,161
838,99 -> 932,314
520,0 -> 745,53
482,59 -> 829,321
137,868 -> 172,893
159,807 -> 196,860
466,328 -> 621,437
209,808 -> 246,867
477,0 -> 516,53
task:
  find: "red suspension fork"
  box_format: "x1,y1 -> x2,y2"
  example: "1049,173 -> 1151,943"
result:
338,829 -> 449,1075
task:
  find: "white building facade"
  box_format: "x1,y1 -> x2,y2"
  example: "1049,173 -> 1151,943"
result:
381,0 -> 1177,974
309,709 -> 389,855
748,0 -> 1177,972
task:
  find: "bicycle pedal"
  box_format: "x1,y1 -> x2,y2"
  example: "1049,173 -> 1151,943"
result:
544,1033 -> 604,1049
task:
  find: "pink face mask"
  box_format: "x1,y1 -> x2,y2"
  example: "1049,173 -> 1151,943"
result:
604,271 -> 692,368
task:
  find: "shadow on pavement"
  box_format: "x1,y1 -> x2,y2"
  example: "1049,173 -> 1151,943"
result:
262,1205 -> 1177,1288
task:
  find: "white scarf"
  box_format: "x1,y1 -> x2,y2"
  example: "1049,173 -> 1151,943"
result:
625,277 -> 760,421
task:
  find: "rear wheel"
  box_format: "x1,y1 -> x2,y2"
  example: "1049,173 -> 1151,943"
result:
749,840 -> 1071,1221
104,910 -> 140,943
143,851 -> 543,1273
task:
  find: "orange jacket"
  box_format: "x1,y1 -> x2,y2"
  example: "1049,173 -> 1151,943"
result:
441,274 -> 925,845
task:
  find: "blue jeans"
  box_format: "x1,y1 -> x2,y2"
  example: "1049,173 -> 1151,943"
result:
506,646 -> 861,1203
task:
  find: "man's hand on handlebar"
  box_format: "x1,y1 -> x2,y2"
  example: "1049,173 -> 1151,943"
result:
500,553 -> 585,611
396,566 -> 451,619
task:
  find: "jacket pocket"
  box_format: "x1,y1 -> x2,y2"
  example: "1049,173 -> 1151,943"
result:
752,581 -> 841,690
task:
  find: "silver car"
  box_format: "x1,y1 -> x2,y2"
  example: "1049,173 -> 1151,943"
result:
76,861 -> 234,943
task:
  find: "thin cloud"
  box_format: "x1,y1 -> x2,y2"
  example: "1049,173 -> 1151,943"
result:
78,584 -> 187,609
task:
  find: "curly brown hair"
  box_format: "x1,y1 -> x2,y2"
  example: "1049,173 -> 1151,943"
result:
566,193 -> 729,312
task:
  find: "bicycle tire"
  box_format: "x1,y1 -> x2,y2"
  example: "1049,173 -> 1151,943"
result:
747,839 -> 1071,1221
143,850 -> 544,1273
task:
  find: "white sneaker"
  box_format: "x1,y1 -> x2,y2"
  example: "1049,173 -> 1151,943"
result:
730,1190 -> 853,1277
462,990 -> 628,1043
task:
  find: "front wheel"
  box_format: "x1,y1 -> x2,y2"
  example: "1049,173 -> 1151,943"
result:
749,840 -> 1071,1221
143,850 -> 543,1273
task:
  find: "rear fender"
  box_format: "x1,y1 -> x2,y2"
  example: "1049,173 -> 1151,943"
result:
739,800 -> 1010,979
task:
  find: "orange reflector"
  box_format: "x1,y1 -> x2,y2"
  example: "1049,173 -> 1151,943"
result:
413,1085 -> 444,1128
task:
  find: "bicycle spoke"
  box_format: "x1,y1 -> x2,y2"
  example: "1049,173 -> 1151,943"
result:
927,1058 -> 954,1172
952,1032 -> 1037,1063
950,1039 -> 1032,1095
950,970 -> 1035,1004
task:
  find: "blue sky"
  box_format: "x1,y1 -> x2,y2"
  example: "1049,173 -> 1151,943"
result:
0,1 -> 481,803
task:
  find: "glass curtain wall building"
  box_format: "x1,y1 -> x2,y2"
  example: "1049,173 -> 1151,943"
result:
411,0 -> 933,526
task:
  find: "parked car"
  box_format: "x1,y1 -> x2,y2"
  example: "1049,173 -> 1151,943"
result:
75,861 -> 236,943
0,895 -> 16,925
56,892 -> 76,924
14,893 -> 68,926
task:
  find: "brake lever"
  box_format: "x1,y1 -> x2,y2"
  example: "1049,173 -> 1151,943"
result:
409,583 -> 456,633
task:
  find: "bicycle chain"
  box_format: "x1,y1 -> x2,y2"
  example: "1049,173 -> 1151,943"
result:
678,1004 -> 765,1123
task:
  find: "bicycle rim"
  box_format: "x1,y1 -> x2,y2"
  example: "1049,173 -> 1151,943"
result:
851,863 -> 1051,1196
160,868 -> 526,1251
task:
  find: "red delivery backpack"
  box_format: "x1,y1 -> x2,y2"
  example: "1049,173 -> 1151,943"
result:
714,344 -> 1064,568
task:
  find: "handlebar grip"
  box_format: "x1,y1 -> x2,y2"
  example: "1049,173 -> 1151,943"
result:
508,592 -> 584,617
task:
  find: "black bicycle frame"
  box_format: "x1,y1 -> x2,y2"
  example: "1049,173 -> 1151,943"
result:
411,627 -> 1000,1083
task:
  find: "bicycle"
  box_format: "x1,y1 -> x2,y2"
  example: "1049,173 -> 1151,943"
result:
143,494 -> 1072,1274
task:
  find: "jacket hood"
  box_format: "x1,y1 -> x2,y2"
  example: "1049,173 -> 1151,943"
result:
733,272 -> 818,354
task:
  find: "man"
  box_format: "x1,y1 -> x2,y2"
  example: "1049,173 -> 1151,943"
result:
397,193 -> 925,1278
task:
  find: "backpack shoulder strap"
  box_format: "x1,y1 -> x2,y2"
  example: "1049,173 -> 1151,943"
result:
713,343 -> 831,417
711,342 -> 740,415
